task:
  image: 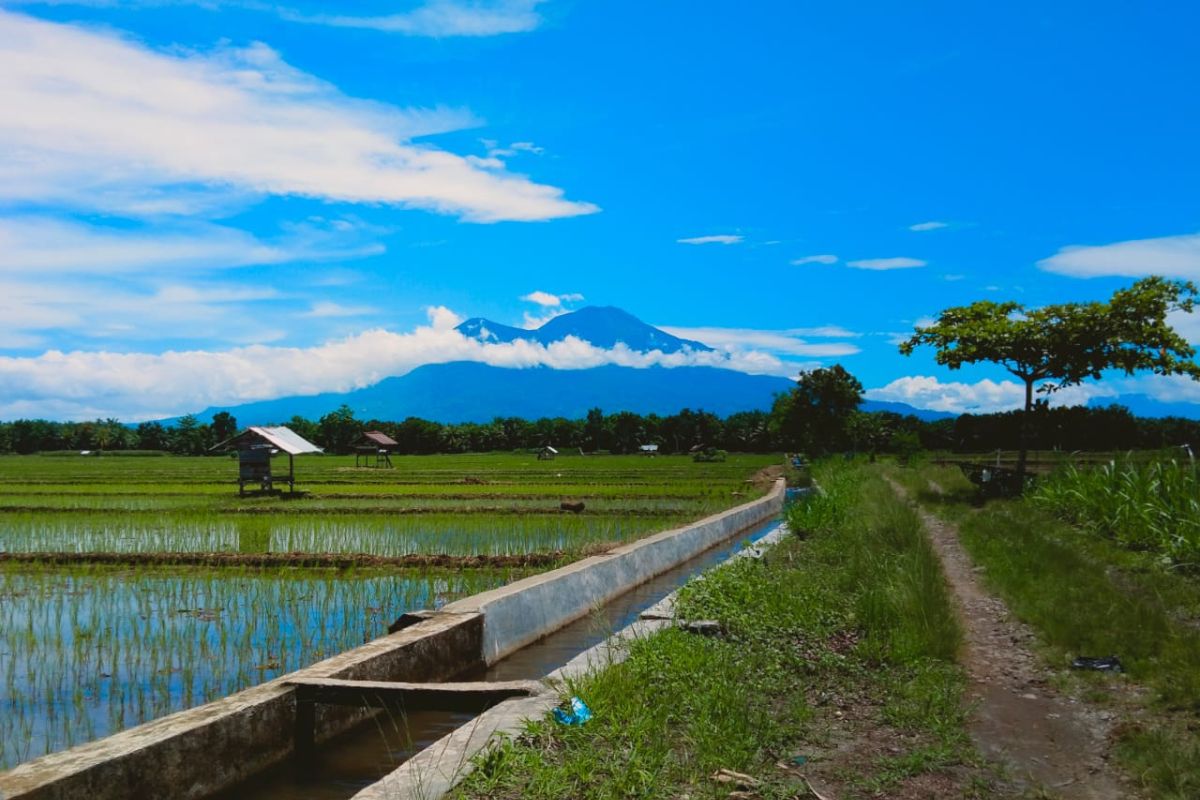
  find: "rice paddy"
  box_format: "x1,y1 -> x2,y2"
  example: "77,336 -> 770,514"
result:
0,452 -> 776,770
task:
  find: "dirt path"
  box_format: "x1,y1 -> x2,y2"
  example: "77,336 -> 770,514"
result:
889,478 -> 1129,799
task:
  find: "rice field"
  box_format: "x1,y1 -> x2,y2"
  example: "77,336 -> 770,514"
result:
0,452 -> 777,770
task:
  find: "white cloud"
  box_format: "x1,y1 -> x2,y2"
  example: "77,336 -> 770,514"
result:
283,0 -> 547,37
1037,232 -> 1200,279
845,257 -> 927,271
0,314 -> 807,420
943,273 -> 965,281
909,221 -> 948,232
0,216 -> 380,275
677,234 -> 743,245
0,10 -> 595,223
304,302 -> 379,318
660,326 -> 860,358
790,254 -> 838,266
866,375 -> 1115,415
521,291 -> 562,307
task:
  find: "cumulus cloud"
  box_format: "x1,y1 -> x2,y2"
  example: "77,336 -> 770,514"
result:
660,325 -> 861,357
520,290 -> 583,307
909,221 -> 948,232
0,10 -> 595,223
677,234 -> 743,245
282,0 -> 548,37
0,309 -> 805,420
1037,233 -> 1200,279
0,216 -> 381,275
845,257 -> 927,271
866,375 -> 1115,415
790,254 -> 838,266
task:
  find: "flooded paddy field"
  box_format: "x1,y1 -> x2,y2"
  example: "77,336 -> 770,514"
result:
0,453 -> 777,769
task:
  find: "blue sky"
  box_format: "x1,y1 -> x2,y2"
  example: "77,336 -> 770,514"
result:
1,1 -> 1199,420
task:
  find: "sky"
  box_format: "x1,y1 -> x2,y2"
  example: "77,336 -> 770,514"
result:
1,0 -> 1199,420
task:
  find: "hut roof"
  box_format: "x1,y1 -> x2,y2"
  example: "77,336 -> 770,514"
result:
541,445 -> 559,454
213,426 -> 323,455
360,430 -> 399,448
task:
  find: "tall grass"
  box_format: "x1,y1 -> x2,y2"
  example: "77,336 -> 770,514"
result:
1033,458 -> 1200,566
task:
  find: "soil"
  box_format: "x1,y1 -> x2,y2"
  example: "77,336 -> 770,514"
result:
889,478 -> 1132,799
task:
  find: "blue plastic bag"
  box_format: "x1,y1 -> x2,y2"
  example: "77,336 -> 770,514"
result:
552,696 -> 592,726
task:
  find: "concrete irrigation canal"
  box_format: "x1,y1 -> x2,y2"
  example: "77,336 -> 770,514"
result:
0,480 -> 787,800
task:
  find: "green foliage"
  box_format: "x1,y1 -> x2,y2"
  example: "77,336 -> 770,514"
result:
770,364 -> 863,455
900,277 -> 1200,474
1033,458 -> 1200,566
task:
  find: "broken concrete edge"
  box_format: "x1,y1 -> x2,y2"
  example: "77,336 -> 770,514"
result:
348,618 -> 672,800
0,612 -> 485,800
350,518 -> 794,800
443,478 -> 786,665
0,479 -> 783,800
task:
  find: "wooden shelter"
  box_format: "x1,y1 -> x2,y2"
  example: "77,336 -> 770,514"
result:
639,443 -> 659,457
355,430 -> 398,468
212,426 -> 323,495
537,445 -> 558,461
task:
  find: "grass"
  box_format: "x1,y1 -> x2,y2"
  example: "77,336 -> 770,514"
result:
452,460 -> 982,800
893,460 -> 1200,799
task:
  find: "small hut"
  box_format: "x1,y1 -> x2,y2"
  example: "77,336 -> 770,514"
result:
638,443 -> 659,457
355,430 -> 399,468
537,445 -> 558,461
212,426 -> 323,496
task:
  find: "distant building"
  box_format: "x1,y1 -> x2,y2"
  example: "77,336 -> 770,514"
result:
212,426 -> 323,495
538,445 -> 558,461
639,443 -> 659,456
355,430 -> 399,468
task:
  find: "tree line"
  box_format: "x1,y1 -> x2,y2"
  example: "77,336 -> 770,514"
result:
3,380 -> 1200,457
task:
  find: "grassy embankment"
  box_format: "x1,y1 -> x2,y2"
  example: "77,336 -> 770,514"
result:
453,461 -> 990,800
891,460 -> 1200,799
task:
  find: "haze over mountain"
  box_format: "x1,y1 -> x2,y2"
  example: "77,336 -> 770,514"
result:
185,307 -> 952,425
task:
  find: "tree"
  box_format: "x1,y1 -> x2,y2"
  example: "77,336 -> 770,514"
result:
318,405 -> 362,454
211,412 -> 238,444
770,365 -> 863,455
846,411 -> 892,462
900,276 -> 1200,480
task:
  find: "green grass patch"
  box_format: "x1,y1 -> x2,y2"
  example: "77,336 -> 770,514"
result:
453,461 -> 979,800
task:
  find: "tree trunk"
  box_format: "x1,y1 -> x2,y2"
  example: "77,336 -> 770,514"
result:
1016,377 -> 1033,486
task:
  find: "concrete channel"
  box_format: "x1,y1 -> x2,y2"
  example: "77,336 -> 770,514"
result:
0,480 -> 786,800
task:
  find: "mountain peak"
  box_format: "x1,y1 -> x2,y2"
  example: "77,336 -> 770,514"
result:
455,305 -> 712,353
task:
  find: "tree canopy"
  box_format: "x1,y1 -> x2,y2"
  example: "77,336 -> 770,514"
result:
770,364 -> 863,455
900,276 -> 1200,476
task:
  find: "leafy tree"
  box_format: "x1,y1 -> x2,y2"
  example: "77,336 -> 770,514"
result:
846,411 -> 892,462
770,365 -> 863,455
211,411 -> 238,444
136,422 -> 169,451
318,405 -> 362,453
900,276 -> 1200,479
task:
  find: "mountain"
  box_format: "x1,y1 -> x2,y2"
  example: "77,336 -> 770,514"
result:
456,306 -> 712,353
859,400 -> 955,422
185,362 -> 950,426
180,306 -> 952,425
189,363 -> 791,425
1087,394 -> 1200,419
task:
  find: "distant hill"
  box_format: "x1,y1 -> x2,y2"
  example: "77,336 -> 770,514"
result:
456,306 -> 712,353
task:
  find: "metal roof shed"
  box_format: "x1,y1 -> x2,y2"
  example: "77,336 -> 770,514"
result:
212,426 -> 323,495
